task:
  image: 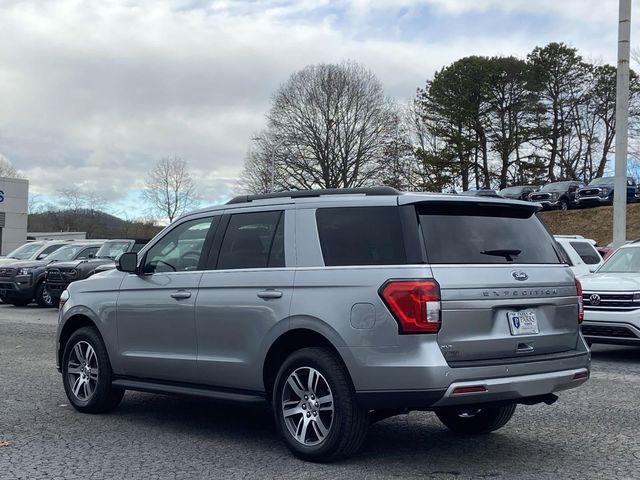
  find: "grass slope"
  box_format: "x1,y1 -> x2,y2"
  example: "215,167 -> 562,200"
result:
538,203 -> 640,246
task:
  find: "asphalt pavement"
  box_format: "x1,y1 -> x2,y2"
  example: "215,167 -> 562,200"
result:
1,304 -> 639,479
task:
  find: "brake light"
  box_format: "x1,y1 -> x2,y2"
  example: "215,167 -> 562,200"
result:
575,278 -> 583,323
379,279 -> 441,333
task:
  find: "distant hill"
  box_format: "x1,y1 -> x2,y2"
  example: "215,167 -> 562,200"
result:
28,209 -> 163,240
538,203 -> 640,246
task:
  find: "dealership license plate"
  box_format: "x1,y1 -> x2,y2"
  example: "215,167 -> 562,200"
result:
507,311 -> 539,336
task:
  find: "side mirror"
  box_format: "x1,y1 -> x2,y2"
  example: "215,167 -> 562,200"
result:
589,266 -> 597,273
87,253 -> 95,259
116,252 -> 138,273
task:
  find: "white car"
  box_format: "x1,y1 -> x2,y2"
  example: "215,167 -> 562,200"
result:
580,242 -> 640,346
0,240 -> 71,267
554,235 -> 603,277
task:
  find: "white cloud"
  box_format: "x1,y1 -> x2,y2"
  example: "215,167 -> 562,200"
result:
0,0 -> 631,209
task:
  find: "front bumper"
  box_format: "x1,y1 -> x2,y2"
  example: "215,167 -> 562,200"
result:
0,275 -> 35,299
576,196 -> 611,206
582,308 -> 640,344
46,281 -> 71,300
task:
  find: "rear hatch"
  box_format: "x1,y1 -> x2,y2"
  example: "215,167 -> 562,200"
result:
415,200 -> 579,365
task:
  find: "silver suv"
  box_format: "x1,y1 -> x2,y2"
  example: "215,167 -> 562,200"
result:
56,187 -> 590,461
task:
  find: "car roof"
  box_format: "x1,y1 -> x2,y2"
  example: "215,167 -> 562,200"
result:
182,188 -> 540,220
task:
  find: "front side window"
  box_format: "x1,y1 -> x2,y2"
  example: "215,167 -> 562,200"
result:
77,246 -> 99,259
217,211 -> 284,270
569,241 -> 600,265
143,217 -> 215,273
316,207 -> 407,266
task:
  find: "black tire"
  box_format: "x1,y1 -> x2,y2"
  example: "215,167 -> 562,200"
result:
35,282 -> 55,308
435,404 -> 516,435
272,347 -> 369,462
61,326 -> 124,413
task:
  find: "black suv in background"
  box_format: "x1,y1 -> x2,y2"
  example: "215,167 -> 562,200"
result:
529,180 -> 585,210
45,239 -> 148,305
499,185 -> 539,201
0,242 -> 102,307
576,176 -> 639,208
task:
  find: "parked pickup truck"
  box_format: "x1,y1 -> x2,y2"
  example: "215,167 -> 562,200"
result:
576,176 -> 639,208
0,242 -> 102,307
45,239 -> 148,305
528,181 -> 585,210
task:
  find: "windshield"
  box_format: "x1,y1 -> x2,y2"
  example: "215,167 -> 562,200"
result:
598,247 -> 640,273
499,187 -> 524,195
541,181 -> 573,192
418,203 -> 561,264
96,241 -> 131,259
46,245 -> 88,262
589,177 -> 614,186
6,242 -> 43,260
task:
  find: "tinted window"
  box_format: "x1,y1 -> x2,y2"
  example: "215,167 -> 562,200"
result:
569,241 -> 600,265
418,204 -> 560,264
143,217 -> 214,273
316,207 -> 407,266
217,211 -> 284,269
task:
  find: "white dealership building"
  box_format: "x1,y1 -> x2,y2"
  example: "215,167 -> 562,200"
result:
0,177 -> 28,255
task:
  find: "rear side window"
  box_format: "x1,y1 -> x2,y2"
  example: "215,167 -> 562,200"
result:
316,207 -> 407,266
570,241 -> 600,265
217,211 -> 284,269
418,203 -> 561,264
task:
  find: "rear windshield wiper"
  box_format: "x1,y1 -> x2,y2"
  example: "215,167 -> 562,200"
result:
480,249 -> 522,262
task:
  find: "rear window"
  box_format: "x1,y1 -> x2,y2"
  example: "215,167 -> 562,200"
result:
569,241 -> 600,265
316,207 -> 407,266
418,203 -> 561,264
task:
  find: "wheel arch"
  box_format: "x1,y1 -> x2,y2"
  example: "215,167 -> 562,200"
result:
262,328 -> 346,398
58,314 -> 101,368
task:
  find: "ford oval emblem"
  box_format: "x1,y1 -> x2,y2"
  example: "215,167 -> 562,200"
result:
512,271 -> 528,281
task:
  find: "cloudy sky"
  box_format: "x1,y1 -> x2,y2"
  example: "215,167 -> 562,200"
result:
0,0 -> 629,216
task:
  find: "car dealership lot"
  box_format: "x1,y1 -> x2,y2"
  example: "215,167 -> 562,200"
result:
1,305 -> 639,480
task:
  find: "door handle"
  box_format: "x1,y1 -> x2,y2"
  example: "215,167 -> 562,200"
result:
257,290 -> 283,299
170,290 -> 192,300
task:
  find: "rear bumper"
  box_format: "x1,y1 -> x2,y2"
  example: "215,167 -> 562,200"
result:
431,367 -> 588,407
342,336 -> 590,410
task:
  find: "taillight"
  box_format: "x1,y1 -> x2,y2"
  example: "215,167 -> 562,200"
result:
379,279 -> 441,333
575,278 -> 583,323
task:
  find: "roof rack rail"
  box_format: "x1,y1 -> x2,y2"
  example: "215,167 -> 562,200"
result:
226,186 -> 400,205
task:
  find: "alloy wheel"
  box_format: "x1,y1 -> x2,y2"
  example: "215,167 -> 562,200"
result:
66,341 -> 99,401
42,288 -> 52,306
281,367 -> 334,446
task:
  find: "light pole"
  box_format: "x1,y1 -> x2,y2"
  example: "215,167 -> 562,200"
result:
613,0 -> 632,247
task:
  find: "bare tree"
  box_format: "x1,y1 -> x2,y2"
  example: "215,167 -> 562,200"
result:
57,188 -> 86,212
0,155 -> 22,178
241,61 -> 398,192
143,156 -> 199,223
